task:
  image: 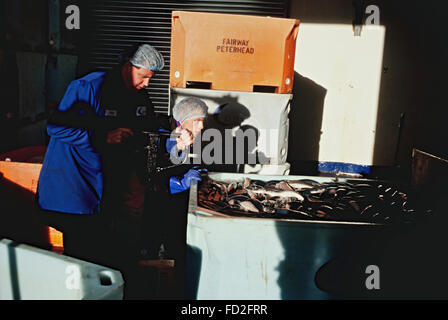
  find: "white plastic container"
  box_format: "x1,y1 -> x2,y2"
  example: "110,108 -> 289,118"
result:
0,239 -> 124,300
170,88 -> 292,166
186,173 -> 386,299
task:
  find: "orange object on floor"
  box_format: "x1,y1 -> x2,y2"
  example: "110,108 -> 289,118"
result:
0,159 -> 64,252
48,227 -> 64,253
0,161 -> 42,193
169,11 -> 300,93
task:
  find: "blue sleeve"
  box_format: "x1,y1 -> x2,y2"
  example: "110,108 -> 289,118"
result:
47,80 -> 95,149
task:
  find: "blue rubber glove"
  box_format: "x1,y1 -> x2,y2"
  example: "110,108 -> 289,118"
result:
169,167 -> 207,194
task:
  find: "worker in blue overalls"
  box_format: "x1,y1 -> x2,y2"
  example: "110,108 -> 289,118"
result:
36,44 -> 166,268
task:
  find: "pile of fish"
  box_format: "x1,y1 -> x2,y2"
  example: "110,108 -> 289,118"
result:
198,177 -> 432,224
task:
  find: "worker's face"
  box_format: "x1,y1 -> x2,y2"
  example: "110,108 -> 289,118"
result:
123,62 -> 154,91
181,118 -> 206,139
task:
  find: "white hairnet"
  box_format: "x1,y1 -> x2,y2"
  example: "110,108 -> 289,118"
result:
128,44 -> 165,71
173,97 -> 208,123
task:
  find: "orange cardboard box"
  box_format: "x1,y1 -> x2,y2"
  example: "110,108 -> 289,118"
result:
170,11 -> 300,93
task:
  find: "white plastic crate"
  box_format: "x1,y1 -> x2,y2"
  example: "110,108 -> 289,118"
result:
0,239 -> 124,300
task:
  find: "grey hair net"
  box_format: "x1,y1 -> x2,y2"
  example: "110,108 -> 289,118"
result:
173,97 -> 208,123
120,44 -> 164,71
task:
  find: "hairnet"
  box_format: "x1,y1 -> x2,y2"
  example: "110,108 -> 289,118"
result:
172,97 -> 208,123
119,44 -> 164,71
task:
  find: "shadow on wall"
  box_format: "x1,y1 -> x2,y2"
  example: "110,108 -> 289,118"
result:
203,96 -> 251,173
372,1 -> 448,173
369,1 -> 416,181
287,71 -> 327,175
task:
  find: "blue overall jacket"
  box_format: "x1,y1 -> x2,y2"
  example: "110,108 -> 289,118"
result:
37,72 -> 107,214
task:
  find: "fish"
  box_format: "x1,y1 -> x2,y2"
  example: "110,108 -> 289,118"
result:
261,200 -> 276,214
228,194 -> 251,202
304,194 -> 327,203
245,187 -> 305,202
298,179 -> 321,186
251,179 -> 268,187
197,176 -> 428,224
346,191 -> 361,197
275,181 -> 294,191
227,182 -> 238,193
309,188 -> 327,195
247,190 -> 259,200
360,204 -> 374,215
286,201 -> 303,210
243,177 -> 251,189
284,180 -> 316,191
348,200 -> 361,213
315,210 -> 328,218
288,209 -> 313,218
239,200 -> 260,213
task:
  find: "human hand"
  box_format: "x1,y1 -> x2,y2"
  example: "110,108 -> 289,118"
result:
106,128 -> 134,144
175,126 -> 194,151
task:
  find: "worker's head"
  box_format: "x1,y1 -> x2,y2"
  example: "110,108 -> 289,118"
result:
173,97 -> 208,137
119,44 -> 164,91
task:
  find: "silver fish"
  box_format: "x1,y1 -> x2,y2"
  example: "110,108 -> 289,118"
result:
275,181 -> 294,191
243,177 -> 251,189
283,180 -> 315,191
245,187 -> 305,202
239,200 -> 260,213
